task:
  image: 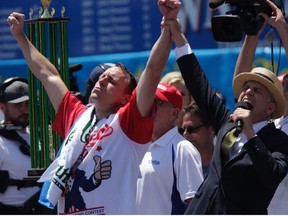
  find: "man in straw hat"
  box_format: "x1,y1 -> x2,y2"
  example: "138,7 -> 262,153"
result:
233,0 -> 288,214
161,1 -> 288,214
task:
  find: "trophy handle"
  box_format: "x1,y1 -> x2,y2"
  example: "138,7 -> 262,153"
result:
40,0 -> 52,18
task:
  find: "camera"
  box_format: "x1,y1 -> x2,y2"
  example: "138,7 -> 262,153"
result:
210,0 -> 283,42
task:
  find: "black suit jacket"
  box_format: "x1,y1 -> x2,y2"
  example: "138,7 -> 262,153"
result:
177,53 -> 288,214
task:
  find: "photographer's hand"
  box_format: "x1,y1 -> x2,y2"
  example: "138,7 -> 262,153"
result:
259,0 -> 288,58
259,0 -> 286,29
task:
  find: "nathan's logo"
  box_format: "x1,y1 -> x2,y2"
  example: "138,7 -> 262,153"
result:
65,128 -> 77,146
86,124 -> 113,147
80,120 -> 94,143
52,165 -> 70,191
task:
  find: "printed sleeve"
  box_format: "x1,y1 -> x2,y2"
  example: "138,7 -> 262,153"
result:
119,89 -> 156,144
52,91 -> 87,139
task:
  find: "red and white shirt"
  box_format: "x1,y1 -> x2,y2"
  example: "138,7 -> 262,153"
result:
52,91 -> 155,214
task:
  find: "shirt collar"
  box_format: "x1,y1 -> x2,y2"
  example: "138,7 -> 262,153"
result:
151,127 -> 179,147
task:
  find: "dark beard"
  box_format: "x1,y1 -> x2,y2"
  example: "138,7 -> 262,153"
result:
9,115 -> 29,129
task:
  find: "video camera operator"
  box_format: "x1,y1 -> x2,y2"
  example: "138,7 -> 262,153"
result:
210,0 -> 284,42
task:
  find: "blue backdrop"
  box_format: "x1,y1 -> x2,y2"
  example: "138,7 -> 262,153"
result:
1,0 -> 287,59
1,47 -> 288,112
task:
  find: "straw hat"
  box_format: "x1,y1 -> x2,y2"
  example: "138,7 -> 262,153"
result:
233,67 -> 285,119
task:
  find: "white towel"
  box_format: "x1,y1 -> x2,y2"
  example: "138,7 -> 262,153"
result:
39,106 -> 96,207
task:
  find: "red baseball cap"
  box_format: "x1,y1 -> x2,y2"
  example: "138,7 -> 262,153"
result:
155,83 -> 182,110
278,73 -> 288,85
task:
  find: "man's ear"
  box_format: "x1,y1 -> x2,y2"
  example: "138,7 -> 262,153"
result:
121,94 -> 132,106
266,102 -> 276,116
171,108 -> 180,121
0,103 -> 4,111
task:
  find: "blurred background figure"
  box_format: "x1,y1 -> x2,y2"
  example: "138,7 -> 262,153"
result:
267,73 -> 288,214
275,73 -> 288,133
0,111 -> 3,122
179,101 -> 215,178
161,71 -> 192,127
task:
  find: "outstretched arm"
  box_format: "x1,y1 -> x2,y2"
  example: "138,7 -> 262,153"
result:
167,18 -> 231,132
233,34 -> 261,79
7,12 -> 68,112
233,14 -> 269,79
136,0 -> 181,117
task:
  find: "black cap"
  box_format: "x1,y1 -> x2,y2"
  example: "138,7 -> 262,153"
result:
89,63 -> 115,84
2,80 -> 28,103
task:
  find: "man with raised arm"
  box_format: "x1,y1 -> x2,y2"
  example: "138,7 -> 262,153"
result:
163,0 -> 288,213
6,0 -> 179,214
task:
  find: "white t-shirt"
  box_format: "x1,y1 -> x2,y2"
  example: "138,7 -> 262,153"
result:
0,129 -> 40,206
136,127 -> 203,214
268,116 -> 288,214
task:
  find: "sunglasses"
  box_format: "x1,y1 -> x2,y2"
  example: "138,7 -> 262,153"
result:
178,125 -> 203,135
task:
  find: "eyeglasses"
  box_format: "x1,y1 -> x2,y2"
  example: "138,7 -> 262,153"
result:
178,125 -> 203,135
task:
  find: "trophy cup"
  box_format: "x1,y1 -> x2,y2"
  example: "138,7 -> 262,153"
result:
40,0 -> 52,18
25,1 -> 70,172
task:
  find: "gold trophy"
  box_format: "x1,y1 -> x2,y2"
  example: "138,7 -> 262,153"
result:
40,0 -> 52,18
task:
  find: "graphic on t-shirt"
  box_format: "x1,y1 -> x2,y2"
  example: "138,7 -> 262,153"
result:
64,155 -> 112,213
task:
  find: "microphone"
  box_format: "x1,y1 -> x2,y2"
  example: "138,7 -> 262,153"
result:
209,0 -> 226,9
235,101 -> 253,133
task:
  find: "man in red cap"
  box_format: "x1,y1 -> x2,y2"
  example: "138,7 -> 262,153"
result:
136,83 -> 203,214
